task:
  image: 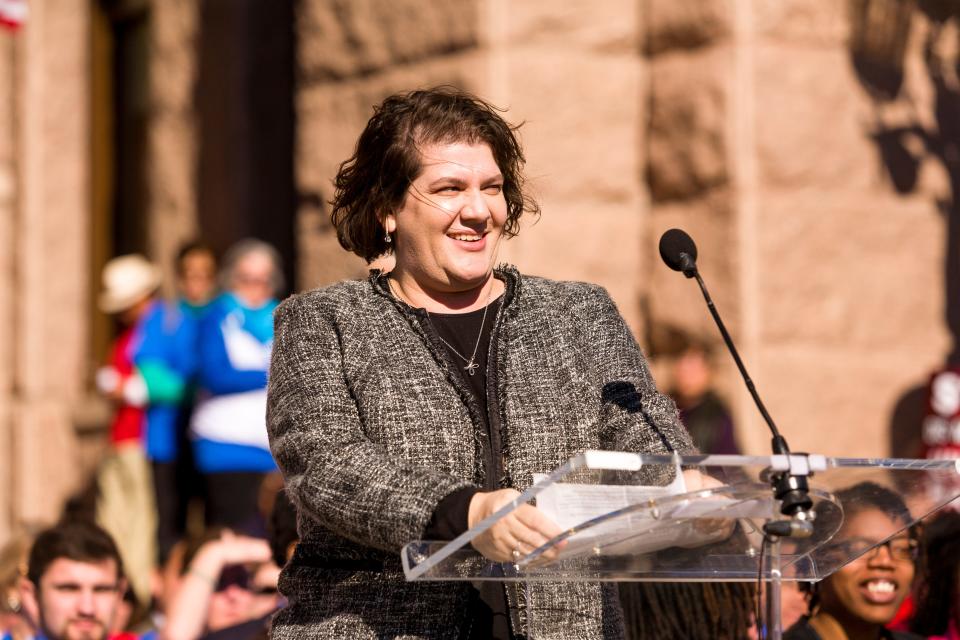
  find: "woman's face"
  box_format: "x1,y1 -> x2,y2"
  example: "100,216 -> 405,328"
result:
819,508 -> 915,628
230,251 -> 275,309
385,141 -> 507,296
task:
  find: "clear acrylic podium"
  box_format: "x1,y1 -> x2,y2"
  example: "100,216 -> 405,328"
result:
402,451 -> 960,639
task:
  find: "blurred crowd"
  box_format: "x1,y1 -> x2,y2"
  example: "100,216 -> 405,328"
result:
0,238 -> 297,640
0,239 -> 958,640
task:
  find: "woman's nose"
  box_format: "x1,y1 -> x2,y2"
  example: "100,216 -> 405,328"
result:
458,189 -> 490,221
867,543 -> 896,567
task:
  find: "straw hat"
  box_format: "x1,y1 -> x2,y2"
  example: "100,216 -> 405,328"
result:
98,254 -> 161,314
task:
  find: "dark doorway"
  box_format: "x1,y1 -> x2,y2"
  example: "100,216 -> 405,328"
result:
195,0 -> 297,294
92,0 -> 151,261
91,0 -> 152,363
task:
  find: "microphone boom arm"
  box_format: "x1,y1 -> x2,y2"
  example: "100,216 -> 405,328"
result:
682,255 -> 813,520
689,266 -> 787,454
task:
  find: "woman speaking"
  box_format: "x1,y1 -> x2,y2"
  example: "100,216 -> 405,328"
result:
267,87 -> 694,639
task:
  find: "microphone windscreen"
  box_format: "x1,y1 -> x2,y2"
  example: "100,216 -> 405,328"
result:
658,228 -> 698,272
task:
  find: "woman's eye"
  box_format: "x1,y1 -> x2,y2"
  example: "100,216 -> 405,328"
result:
485,185 -> 503,194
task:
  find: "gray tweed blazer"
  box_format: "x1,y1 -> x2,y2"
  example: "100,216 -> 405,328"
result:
266,266 -> 694,640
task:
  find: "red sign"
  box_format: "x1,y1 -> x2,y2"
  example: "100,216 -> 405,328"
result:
920,367 -> 960,507
0,0 -> 26,30
921,367 -> 960,456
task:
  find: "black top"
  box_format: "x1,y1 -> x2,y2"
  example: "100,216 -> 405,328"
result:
422,298 -> 517,640
783,616 -> 924,640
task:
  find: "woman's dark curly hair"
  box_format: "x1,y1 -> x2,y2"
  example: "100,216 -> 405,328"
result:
331,86 -> 540,262
909,510 -> 960,636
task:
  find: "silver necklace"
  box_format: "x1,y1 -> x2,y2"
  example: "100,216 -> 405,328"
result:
390,277 -> 493,377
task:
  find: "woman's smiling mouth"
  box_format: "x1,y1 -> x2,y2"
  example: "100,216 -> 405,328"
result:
859,577 -> 898,604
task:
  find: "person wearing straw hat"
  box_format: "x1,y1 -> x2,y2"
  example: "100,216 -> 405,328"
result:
94,254 -> 162,612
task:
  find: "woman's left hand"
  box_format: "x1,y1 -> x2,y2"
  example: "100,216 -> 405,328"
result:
680,469 -> 736,544
467,489 -> 565,563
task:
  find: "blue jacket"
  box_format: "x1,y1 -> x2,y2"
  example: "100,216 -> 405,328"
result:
133,300 -> 201,462
191,293 -> 278,473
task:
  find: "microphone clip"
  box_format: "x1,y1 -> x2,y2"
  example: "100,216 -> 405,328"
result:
679,252 -> 697,278
761,449 -> 816,535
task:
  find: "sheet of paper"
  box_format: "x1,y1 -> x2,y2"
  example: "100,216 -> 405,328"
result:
532,475 -> 772,559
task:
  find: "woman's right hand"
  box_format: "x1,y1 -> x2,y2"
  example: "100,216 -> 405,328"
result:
467,489 -> 565,563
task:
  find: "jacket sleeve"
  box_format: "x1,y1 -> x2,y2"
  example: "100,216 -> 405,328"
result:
133,307 -> 197,404
574,285 -> 696,456
266,294 -> 475,552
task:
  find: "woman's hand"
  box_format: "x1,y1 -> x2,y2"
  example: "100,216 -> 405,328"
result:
467,489 -> 565,563
679,469 -> 735,545
681,468 -> 725,492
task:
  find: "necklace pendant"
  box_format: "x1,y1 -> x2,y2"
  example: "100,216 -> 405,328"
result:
464,361 -> 479,376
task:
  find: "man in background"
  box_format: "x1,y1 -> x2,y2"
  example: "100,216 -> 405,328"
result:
12,521 -> 126,640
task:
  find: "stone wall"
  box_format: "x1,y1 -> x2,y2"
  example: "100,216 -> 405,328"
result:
294,0 -> 486,289
291,0 -> 954,459
147,0 -> 201,291
645,0 -> 952,456
294,0 -> 650,333
748,1 -> 949,457
0,0 -> 93,536
489,0 -> 648,334
0,0 -> 956,538
0,26 -> 15,541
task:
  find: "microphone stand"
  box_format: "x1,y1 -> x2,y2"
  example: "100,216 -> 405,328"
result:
678,252 -> 813,640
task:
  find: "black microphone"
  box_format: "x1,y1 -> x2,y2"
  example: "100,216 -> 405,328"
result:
658,228 -> 698,278
658,229 -> 813,523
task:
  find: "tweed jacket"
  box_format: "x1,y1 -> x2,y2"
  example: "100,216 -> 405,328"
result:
266,267 -> 694,640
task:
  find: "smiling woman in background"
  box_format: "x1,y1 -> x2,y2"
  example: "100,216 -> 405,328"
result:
785,483 -> 922,640
266,86 -> 695,639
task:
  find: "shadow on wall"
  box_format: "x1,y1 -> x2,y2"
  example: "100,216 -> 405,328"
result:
849,0 -> 960,456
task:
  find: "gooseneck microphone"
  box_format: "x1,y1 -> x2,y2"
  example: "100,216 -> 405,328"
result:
658,229 -> 813,527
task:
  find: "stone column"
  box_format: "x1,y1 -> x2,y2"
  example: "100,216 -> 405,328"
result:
643,0 -> 744,440
11,0 -> 91,528
484,0 -> 648,335
0,31 -> 15,541
147,0 -> 200,289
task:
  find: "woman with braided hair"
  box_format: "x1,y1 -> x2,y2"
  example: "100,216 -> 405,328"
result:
620,582 -> 755,639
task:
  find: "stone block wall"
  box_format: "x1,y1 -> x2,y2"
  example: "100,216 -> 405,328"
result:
749,1 -> 949,456
645,0 -> 952,456
0,0 -> 956,538
294,0 -> 486,289
294,0 -> 651,335
0,0 -> 93,537
147,0 -> 201,292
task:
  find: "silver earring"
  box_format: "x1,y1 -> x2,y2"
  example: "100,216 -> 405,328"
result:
384,230 -> 392,244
